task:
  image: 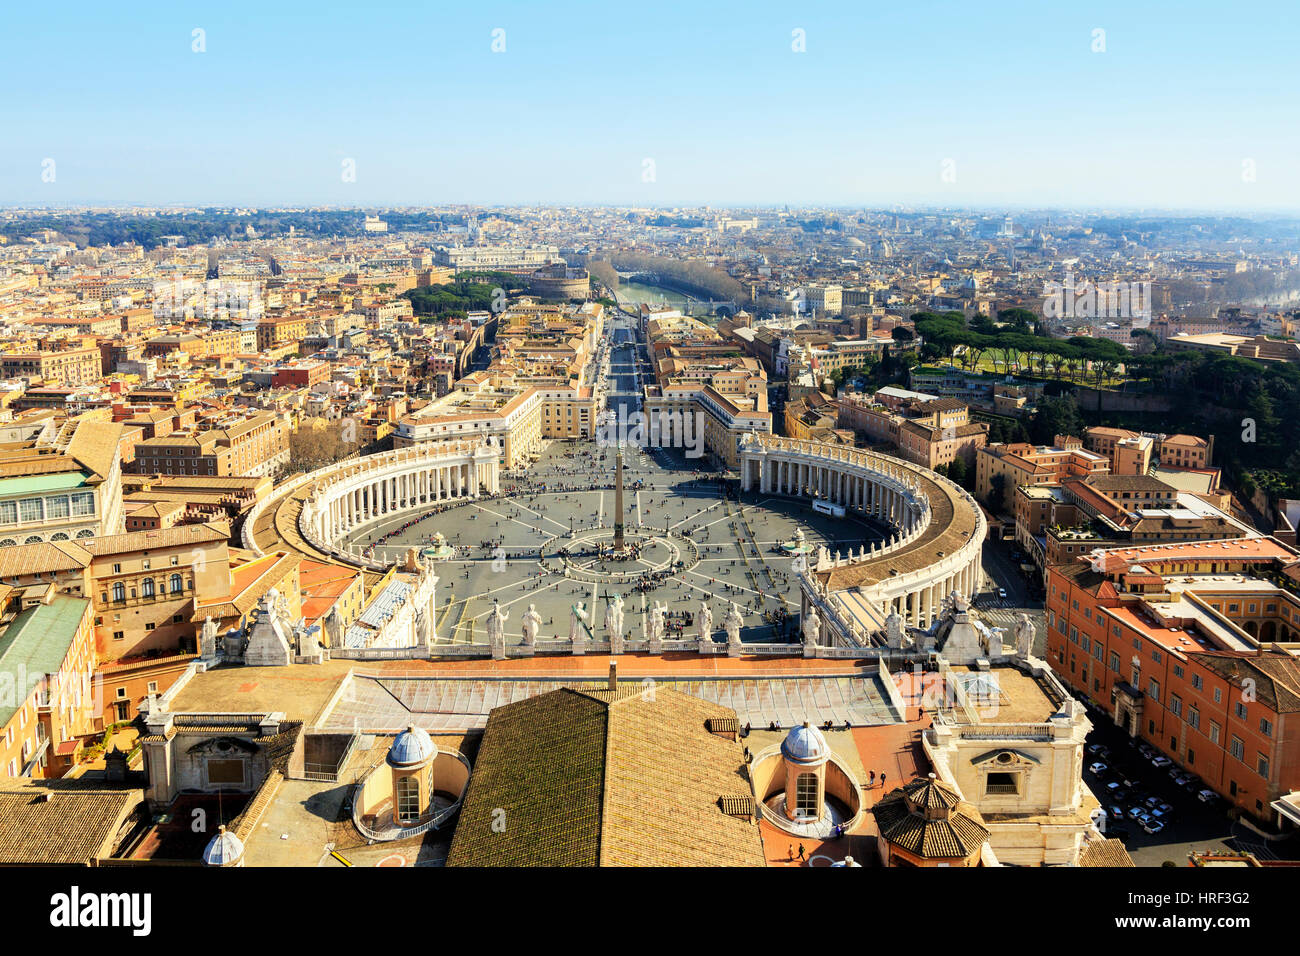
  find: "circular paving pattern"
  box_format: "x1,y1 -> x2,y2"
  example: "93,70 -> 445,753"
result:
340,440 -> 889,647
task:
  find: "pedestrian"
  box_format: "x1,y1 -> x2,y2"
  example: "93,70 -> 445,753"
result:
797,843 -> 805,861
880,772 -> 886,788
868,770 -> 875,787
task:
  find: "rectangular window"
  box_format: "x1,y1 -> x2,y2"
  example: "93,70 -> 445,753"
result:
1148,678 -> 1160,704
0,501 -> 15,525
1258,754 -> 1270,778
1235,701 -> 1248,720
1192,674 -> 1203,690
206,758 -> 245,786
1214,687 -> 1222,703
1174,664 -> 1185,679
18,498 -> 42,523
1170,695 -> 1183,717
45,496 -> 69,519
1229,736 -> 1245,761
1261,718 -> 1273,737
1210,722 -> 1221,745
1188,708 -> 1200,730
71,492 -> 95,517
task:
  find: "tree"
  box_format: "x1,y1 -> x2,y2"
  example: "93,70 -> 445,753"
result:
891,326 -> 915,345
998,307 -> 1038,332
1030,394 -> 1085,445
947,455 -> 969,486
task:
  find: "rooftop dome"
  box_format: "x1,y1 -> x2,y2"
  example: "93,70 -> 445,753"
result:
201,825 -> 245,867
781,721 -> 829,766
388,725 -> 435,767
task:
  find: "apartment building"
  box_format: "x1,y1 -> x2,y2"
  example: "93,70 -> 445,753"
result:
0,345 -> 102,385
1045,537 -> 1300,823
1083,426 -> 1213,474
976,436 -> 1110,513
128,411 -> 289,478
0,418 -> 125,545
0,592 -> 97,780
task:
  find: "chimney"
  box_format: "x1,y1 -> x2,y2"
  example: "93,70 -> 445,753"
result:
608,661 -> 617,691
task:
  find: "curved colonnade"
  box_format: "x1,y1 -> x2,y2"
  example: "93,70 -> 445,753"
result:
244,439 -> 501,570
738,433 -> 986,646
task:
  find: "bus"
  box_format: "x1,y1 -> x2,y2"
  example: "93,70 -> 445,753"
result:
812,499 -> 845,518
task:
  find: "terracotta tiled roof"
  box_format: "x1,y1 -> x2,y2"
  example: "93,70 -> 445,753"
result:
1079,837 -> 1136,867
0,784 -> 143,864
871,776 -> 989,860
1187,650 -> 1300,714
446,686 -> 765,867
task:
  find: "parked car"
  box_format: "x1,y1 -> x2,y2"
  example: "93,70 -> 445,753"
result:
1172,771 -> 1194,786
1155,801 -> 1173,816
1197,789 -> 1221,804
1106,825 -> 1132,840
1151,756 -> 1173,768
1087,743 -> 1109,756
1142,818 -> 1165,835
997,587 -> 1007,599
1107,804 -> 1126,821
1127,806 -> 1147,820
1088,762 -> 1107,775
1144,796 -> 1162,810
1137,743 -> 1155,758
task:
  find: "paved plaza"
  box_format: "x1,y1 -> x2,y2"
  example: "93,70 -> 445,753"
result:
344,437 -> 889,648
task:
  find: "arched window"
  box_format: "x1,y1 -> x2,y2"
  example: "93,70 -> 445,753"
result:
0,539 -> 15,548
75,529 -> 94,539
170,573 -> 183,594
395,774 -> 420,823
142,578 -> 155,598
24,535 -> 42,544
112,582 -> 126,602
795,772 -> 818,817
49,532 -> 69,541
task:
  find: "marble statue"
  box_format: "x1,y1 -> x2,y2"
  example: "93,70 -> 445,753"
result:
200,615 -> 218,659
570,601 -> 590,643
1015,613 -> 1036,658
723,601 -> 744,646
885,609 -> 905,649
486,601 -> 509,650
604,593 -> 625,645
802,606 -> 821,647
790,553 -> 807,576
521,603 -> 543,646
647,601 -> 666,644
698,600 -> 714,644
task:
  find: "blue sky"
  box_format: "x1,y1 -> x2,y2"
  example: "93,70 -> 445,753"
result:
1,0 -> 1298,210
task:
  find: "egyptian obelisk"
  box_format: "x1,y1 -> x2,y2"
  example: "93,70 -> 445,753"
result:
613,444 -> 625,551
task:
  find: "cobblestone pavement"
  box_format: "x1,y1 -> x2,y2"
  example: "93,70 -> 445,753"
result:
346,437 -> 889,647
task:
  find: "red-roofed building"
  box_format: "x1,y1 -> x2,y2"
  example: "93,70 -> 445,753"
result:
1045,537 -> 1300,823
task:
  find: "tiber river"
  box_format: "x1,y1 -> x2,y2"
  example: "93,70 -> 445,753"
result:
614,280 -> 692,311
